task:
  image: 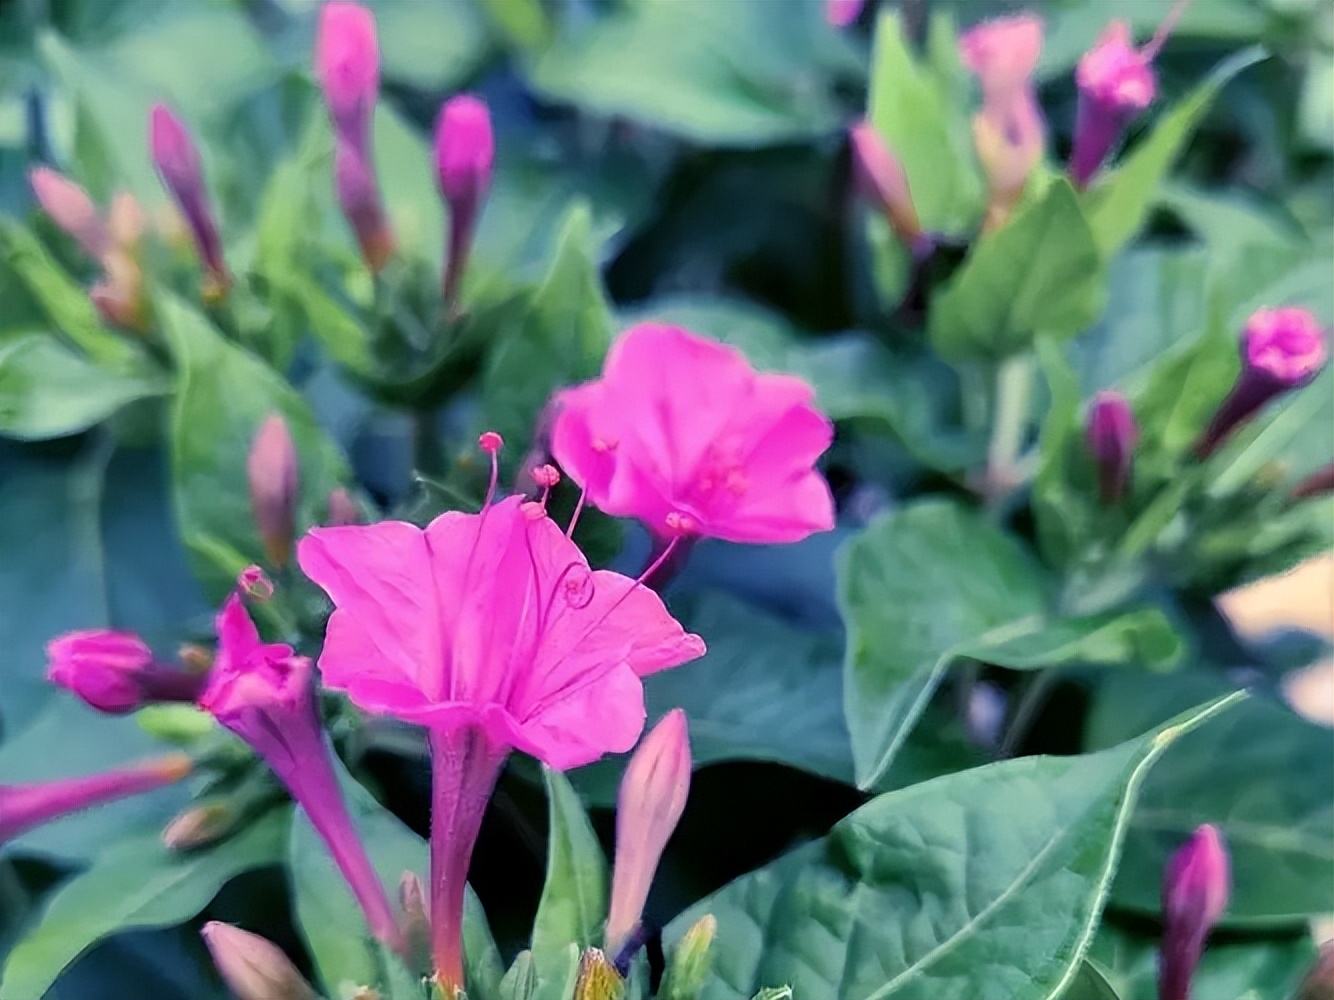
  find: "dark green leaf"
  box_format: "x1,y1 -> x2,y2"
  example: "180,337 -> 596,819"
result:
531,769 -> 608,978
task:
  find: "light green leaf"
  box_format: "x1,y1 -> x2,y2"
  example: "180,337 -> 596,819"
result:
159,292 -> 349,599
289,760 -> 502,999
667,694 -> 1243,1000
1056,960 -> 1121,1000
0,333 -> 166,440
369,0 -> 492,91
867,10 -> 980,233
1084,48 -> 1266,257
527,0 -> 852,147
0,809 -> 289,1000
532,769 -> 609,978
930,178 -> 1106,360
1087,672 -> 1334,927
481,202 -> 614,451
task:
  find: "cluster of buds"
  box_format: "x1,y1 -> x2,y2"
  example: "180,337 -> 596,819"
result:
28,168 -> 149,330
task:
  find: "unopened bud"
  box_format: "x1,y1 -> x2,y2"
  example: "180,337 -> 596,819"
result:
531,464 -> 561,489
1159,824 -> 1230,1000
850,123 -> 921,244
149,104 -> 230,298
1085,391 -> 1138,504
573,948 -> 624,1000
247,413 -> 299,567
826,0 -> 863,28
29,167 -> 110,259
163,802 -> 233,850
661,914 -> 716,1000
237,565 -> 275,601
434,95 -> 494,306
399,871 -> 431,974
1070,21 -> 1158,188
327,486 -> 362,526
201,922 -> 318,1000
46,629 -> 204,713
606,709 -> 691,956
315,1 -> 379,139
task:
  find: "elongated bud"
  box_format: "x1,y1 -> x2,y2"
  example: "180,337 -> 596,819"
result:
201,922 -> 318,1000
1195,307 -> 1328,459
247,413 -> 299,568
850,123 -> 921,244
661,914 -> 716,1000
149,104 -> 230,299
434,95 -> 494,308
237,565 -> 275,601
0,754 -> 192,845
46,629 -> 205,713
315,1 -> 379,139
573,948 -> 624,1000
334,138 -> 394,273
1069,21 -> 1157,188
1159,824 -> 1230,1000
1294,942 -> 1334,1000
399,871 -> 432,975
29,167 -> 110,259
826,0 -> 863,28
1085,391 -> 1138,504
606,709 -> 691,957
162,802 -> 233,850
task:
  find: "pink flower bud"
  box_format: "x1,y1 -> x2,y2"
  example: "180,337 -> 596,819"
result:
201,923 -> 318,1000
246,413 -> 299,568
326,486 -> 362,526
434,95 -> 494,306
334,139 -> 393,272
1085,391 -> 1138,504
149,104 -> 230,297
315,1 -> 380,140
1159,824 -> 1230,1000
46,629 -> 204,713
606,709 -> 692,956
29,167 -> 110,259
1069,21 -> 1157,188
1195,307 -> 1328,458
826,0 -> 864,28
237,565 -> 275,601
960,15 -> 1044,110
850,122 -> 922,244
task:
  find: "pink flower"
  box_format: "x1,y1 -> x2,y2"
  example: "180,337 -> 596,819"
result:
149,104 -> 230,298
826,0 -> 863,29
1159,824 -> 1230,1000
199,595 -> 402,953
960,15 -> 1044,111
247,413 -> 299,568
201,923 -> 317,1000
1085,390 -> 1138,504
1069,21 -> 1157,188
315,0 -> 379,139
606,709 -> 692,958
46,630 -> 205,714
0,755 -> 191,845
1195,307 -> 1328,458
29,167 -> 110,259
849,122 -> 921,245
297,491 -> 704,989
434,95 -> 495,307
551,324 -> 835,546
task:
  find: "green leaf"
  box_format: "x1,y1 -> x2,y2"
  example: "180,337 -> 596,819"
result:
289,760 -> 502,999
481,202 -> 614,452
929,178 -> 1106,361
1090,918 -> 1317,1000
1087,672 -> 1334,927
866,10 -> 981,234
1057,960 -> 1120,1000
0,808 -> 289,1000
0,222 -> 135,366
369,0 -> 492,91
159,292 -> 349,599
0,333 -> 167,440
532,769 -> 609,978
527,0 -> 852,147
1084,48 -> 1267,257
838,500 -> 1050,788
666,694 -> 1243,1000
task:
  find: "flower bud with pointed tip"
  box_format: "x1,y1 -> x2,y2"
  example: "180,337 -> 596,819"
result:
573,948 -> 624,1000
1159,824 -> 1230,1000
334,139 -> 394,273
606,709 -> 692,956
1085,390 -> 1139,504
162,802 -> 233,851
46,629 -> 205,713
1195,307 -> 1328,459
29,166 -> 110,259
149,104 -> 230,297
399,871 -> 432,975
201,922 -> 318,1000
315,1 -> 379,139
434,95 -> 494,307
850,122 -> 921,244
661,914 -> 716,1000
247,413 -> 299,568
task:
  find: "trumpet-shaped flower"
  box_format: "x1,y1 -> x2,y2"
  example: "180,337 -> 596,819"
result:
298,491 -> 704,990
1070,21 -> 1157,188
551,324 -> 835,546
199,595 -> 402,953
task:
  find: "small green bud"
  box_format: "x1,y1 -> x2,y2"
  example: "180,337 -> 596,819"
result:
661,914 -> 716,1000
572,948 -> 623,1000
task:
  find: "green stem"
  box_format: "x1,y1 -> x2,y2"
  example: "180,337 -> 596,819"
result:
985,354 -> 1035,508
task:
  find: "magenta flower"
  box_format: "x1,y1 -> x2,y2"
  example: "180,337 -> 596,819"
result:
1194,307 -> 1328,458
606,709 -> 692,959
247,413 -> 299,568
297,489 -> 704,990
1159,824 -> 1230,1000
198,594 -> 402,953
434,95 -> 495,307
1069,21 -> 1157,188
46,630 -> 205,714
0,754 -> 191,845
551,323 -> 835,547
1085,390 -> 1139,504
960,15 -> 1044,110
849,122 -> 922,247
826,0 -> 863,29
29,166 -> 110,259
149,104 -> 230,298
